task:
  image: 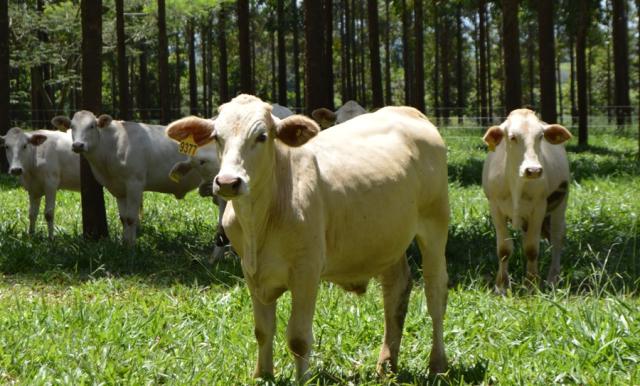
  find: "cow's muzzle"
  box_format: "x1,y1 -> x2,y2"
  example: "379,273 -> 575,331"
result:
71,142 -> 86,153
9,167 -> 22,176
214,174 -> 243,198
524,166 -> 543,179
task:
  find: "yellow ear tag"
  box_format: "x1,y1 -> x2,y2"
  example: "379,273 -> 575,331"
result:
487,143 -> 496,152
178,134 -> 198,156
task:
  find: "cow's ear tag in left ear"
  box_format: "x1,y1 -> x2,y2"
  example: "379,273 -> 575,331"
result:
487,143 -> 496,152
178,134 -> 198,156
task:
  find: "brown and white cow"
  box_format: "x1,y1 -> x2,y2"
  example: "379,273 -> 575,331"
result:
482,109 -> 571,293
51,111 -> 202,246
1,127 -> 80,238
166,95 -> 449,381
311,100 -> 366,129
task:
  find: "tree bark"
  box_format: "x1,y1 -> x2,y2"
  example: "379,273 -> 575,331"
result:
413,0 -> 425,112
201,21 -> 209,116
157,0 -> 170,123
115,0 -> 130,120
304,0 -> 327,114
485,5 -> 493,118
0,0 -> 9,172
367,0 -> 383,108
138,44 -> 149,121
556,24 -> 563,123
291,0 -> 301,109
433,3 -> 440,119
441,9 -> 451,123
576,1 -> 590,147
478,0 -> 488,125
537,0 -> 556,123
324,0 -> 335,109
80,0 -> 109,239
502,0 -> 521,112
456,6 -> 464,124
238,0 -> 253,94
612,0 -> 631,125
401,0 -> 412,105
527,21 -> 535,107
569,35 -> 576,124
188,20 -> 198,115
174,31 -> 182,117
277,0 -> 288,106
384,0 -> 392,105
217,5 -> 229,104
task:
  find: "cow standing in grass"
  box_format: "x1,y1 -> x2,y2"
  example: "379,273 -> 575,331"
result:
482,109 -> 572,292
51,111 -> 202,246
0,127 -> 80,238
166,94 -> 449,381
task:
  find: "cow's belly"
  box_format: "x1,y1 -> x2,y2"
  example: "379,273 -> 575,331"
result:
496,195 -> 542,222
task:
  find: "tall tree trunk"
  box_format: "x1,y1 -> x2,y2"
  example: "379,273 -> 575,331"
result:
367,0 -> 383,108
384,0 -> 392,105
537,0 -> 556,122
343,0 -> 352,100
292,0 -> 301,109
110,56 -> 117,113
0,0 -> 9,172
80,0 -> 109,239
527,21 -> 535,106
115,0 -> 130,119
188,20 -> 198,115
277,0 -> 288,106
478,1 -> 488,125
401,0 -> 412,105
157,0 -> 170,123
612,0 -> 631,125
456,6 -> 464,124
271,28 -> 277,101
352,0 -> 359,102
441,11 -> 451,123
569,35 -> 577,124
175,31 -> 182,117
413,0 -> 425,112
433,3 -> 440,119
485,6 -> 493,119
201,21 -> 209,116
358,1 -> 367,106
502,0 -> 521,112
304,0 -> 327,114
324,0 -> 335,109
138,44 -> 149,121
556,24 -> 563,123
206,16 -> 213,117
607,37 -> 612,123
636,0 -> 640,157
238,0 -> 253,94
217,5 -> 229,104
576,1 -> 590,147
30,66 -> 43,128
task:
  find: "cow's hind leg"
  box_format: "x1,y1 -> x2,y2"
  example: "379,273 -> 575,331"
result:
43,184 -> 57,239
546,202 -> 567,287
28,193 -> 42,235
251,295 -> 277,379
376,255 -> 412,376
416,211 -> 449,374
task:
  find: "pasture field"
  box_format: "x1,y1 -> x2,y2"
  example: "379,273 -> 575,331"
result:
0,126 -> 638,384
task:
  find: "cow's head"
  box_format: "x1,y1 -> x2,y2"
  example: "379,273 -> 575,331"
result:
483,109 -> 572,180
166,94 -> 319,200
52,111 -> 112,154
0,127 -> 47,176
168,143 -> 220,184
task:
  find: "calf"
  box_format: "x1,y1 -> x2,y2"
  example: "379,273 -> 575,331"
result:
51,111 -> 202,246
482,109 -> 571,292
0,127 -> 80,238
166,95 -> 449,381
311,100 -> 366,129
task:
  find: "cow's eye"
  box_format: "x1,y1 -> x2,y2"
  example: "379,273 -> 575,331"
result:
22,144 -> 27,149
509,135 -> 517,143
256,133 -> 268,143
199,160 -> 206,166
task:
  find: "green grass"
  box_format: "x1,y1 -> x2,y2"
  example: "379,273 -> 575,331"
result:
0,128 -> 638,384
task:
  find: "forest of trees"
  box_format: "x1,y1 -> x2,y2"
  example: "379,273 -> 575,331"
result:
2,0 -> 640,140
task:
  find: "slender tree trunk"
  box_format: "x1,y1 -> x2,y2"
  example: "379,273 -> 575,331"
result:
138,44 -> 149,121
206,17 -> 213,117
474,14 -> 480,119
30,66 -> 43,128
238,0 -> 253,94
0,0 -> 9,172
218,5 -> 229,104
201,21 -> 209,116
384,0 -> 392,105
343,0 -> 352,100
556,24 -> 563,123
569,35 -> 576,124
292,0 -> 301,109
502,0 -> 521,112
478,1 -> 488,125
441,11 -> 451,123
110,56 -> 117,113
456,6 -> 464,124
304,0 -> 327,114
401,0 -> 412,105
188,20 -> 198,115
636,0 -> 640,157
277,0 -> 287,106
413,0 -> 425,112
271,28 -> 277,101
576,1 -> 590,147
157,0 -> 170,123
527,21 -> 535,107
324,0 -> 335,109
80,0 -> 109,239
537,0 -> 556,122
358,1 -> 367,106
175,31 -> 182,116
607,38 -> 612,123
485,5 -> 493,119
612,0 -> 631,125
339,0 -> 347,102
115,0 -> 130,120
367,0 -> 383,108
433,3 -> 440,119
352,0 -> 359,102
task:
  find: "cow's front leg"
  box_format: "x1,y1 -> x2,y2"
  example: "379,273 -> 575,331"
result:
377,256 -> 412,376
120,183 -> 143,246
251,294 -> 277,379
28,193 -> 42,235
287,267 -> 320,382
547,206 -> 567,286
43,186 -> 57,239
523,205 -> 546,288
490,202 -> 513,294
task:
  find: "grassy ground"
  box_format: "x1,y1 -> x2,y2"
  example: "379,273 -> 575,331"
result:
0,127 -> 638,384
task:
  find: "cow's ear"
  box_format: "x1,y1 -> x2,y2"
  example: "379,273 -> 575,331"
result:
311,108 -> 337,129
97,114 -> 112,128
0,135 -> 5,146
483,126 -> 504,151
51,116 -> 70,131
166,116 -> 216,147
168,160 -> 193,183
544,124 -> 572,145
28,133 -> 48,146
275,115 -> 320,147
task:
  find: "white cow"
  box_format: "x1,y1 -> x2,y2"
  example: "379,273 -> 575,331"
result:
311,100 -> 366,129
166,95 -> 449,381
51,111 -> 202,246
482,109 -> 571,292
1,127 -> 80,238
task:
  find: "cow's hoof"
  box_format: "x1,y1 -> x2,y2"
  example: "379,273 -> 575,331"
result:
428,354 -> 448,374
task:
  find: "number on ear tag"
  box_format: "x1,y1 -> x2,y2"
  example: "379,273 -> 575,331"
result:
178,134 -> 198,156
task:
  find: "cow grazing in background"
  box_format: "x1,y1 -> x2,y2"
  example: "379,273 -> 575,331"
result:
270,103 -> 295,119
0,127 -> 80,238
311,100 -> 366,129
51,111 -> 202,246
482,109 -> 572,293
166,95 -> 449,381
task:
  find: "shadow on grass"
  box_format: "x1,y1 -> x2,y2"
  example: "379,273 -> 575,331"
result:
0,173 -> 21,189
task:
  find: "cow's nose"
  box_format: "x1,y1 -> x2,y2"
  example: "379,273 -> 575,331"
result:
9,167 -> 22,176
71,142 -> 85,153
524,166 -> 543,179
214,174 -> 242,196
